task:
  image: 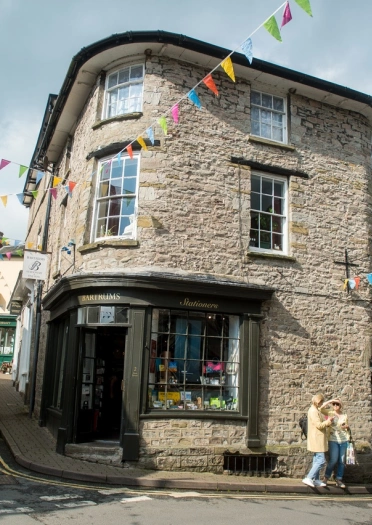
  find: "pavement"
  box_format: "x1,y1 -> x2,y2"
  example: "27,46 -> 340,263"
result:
0,375 -> 371,495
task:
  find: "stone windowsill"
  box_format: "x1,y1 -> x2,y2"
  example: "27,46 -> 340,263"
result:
78,239 -> 139,254
247,250 -> 296,262
248,135 -> 296,151
92,112 -> 143,130
140,412 -> 248,421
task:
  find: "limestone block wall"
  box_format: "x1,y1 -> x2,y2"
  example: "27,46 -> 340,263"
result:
26,51 -> 372,478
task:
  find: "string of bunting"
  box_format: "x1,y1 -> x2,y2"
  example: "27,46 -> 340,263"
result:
0,0 -> 313,207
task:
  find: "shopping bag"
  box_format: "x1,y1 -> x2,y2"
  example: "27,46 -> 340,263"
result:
346,442 -> 355,465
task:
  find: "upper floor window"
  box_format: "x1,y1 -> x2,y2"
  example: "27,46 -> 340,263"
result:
251,90 -> 287,143
250,173 -> 287,253
104,64 -> 144,119
93,154 -> 140,241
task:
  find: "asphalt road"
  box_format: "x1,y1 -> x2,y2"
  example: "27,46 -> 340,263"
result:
1,437 -> 372,525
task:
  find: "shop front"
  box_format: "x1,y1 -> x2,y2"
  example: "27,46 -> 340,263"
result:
0,315 -> 16,372
40,273 -> 274,465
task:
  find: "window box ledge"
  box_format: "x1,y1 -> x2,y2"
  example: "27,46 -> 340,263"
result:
248,135 -> 296,151
92,112 -> 143,130
247,251 -> 296,263
78,239 -> 139,254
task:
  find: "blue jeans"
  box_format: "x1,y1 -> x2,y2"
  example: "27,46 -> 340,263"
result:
307,452 -> 326,481
325,441 -> 348,480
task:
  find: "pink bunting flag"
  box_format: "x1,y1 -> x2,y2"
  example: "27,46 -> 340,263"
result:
0,159 -> 11,170
281,1 -> 292,28
50,188 -> 57,200
6,252 -> 11,260
171,104 -> 179,124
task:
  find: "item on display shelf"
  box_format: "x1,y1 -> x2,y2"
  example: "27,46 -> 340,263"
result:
152,401 -> 163,408
205,360 -> 223,373
181,391 -> 192,402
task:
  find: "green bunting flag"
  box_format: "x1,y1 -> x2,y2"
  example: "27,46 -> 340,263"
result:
294,0 -> 313,16
19,165 -> 28,178
263,15 -> 282,42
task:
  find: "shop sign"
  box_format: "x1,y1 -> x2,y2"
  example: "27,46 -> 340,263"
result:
23,251 -> 48,280
80,293 -> 121,303
9,301 -> 22,315
179,298 -> 219,309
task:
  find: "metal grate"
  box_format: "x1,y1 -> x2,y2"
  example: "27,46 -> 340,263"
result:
223,453 -> 278,477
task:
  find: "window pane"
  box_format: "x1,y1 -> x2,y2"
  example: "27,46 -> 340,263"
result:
272,126 -> 283,142
249,229 -> 259,247
251,119 -> 260,136
260,231 -> 271,249
261,123 -> 271,139
124,159 -> 138,177
251,176 -> 260,193
170,311 -> 188,334
111,162 -> 122,179
251,192 -> 260,211
272,113 -> 283,125
116,307 -> 128,323
261,94 -> 273,108
99,181 -> 109,198
251,91 -> 261,105
261,109 -> 271,124
109,199 -> 121,216
130,65 -> 143,79
109,180 -> 121,196
272,216 -> 283,234
273,96 -> 284,111
96,218 -> 107,238
108,72 -> 118,89
260,213 -> 271,231
97,200 -> 109,219
118,68 -> 129,84
273,233 -> 283,251
107,217 -> 119,236
118,85 -> 129,101
120,197 -> 135,215
262,195 -> 272,213
250,212 -> 259,230
274,197 -> 283,215
130,83 -> 143,98
251,106 -> 260,120
262,178 -> 273,195
123,177 -> 136,194
274,181 -> 284,197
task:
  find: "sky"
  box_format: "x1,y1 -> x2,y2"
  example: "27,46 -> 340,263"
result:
0,0 -> 371,242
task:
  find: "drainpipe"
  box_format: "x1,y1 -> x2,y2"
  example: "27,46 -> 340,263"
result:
29,187 -> 52,418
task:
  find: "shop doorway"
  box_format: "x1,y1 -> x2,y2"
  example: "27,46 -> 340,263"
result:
76,327 -> 126,443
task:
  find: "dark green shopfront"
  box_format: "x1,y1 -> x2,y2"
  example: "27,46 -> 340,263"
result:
40,273 -> 273,464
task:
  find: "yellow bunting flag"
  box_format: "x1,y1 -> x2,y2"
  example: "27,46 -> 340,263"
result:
53,176 -> 62,188
137,136 -> 148,151
0,196 -> 7,207
221,57 -> 235,82
203,74 -> 219,96
343,279 -> 349,290
27,242 -> 35,249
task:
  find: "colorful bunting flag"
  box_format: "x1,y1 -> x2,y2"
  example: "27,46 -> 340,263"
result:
53,176 -> 62,188
15,249 -> 23,257
68,181 -> 77,193
158,116 -> 168,135
241,38 -> 253,64
349,279 -> 356,290
31,191 -> 38,199
294,0 -> 312,16
116,152 -> 122,166
6,252 -> 11,260
0,196 -> 8,207
354,277 -> 361,290
0,254 -> 3,261
0,159 -> 11,171
221,57 -> 236,82
367,274 -> 372,285
50,188 -> 57,200
16,193 -> 24,205
36,171 -> 44,185
171,104 -> 179,124
343,279 -> 349,290
203,74 -> 219,96
188,89 -> 202,109
137,136 -> 148,151
146,126 -> 155,145
281,2 -> 292,28
27,242 -> 35,249
264,15 -> 282,42
126,144 -> 133,159
19,165 -> 28,178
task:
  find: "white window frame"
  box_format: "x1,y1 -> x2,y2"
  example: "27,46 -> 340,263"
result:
91,153 -> 140,242
250,90 -> 287,144
103,63 -> 144,119
249,172 -> 288,255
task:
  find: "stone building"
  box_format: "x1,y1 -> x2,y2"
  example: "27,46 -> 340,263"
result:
21,31 -> 372,480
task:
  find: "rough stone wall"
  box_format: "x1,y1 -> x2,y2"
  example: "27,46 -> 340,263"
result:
28,52 -> 372,478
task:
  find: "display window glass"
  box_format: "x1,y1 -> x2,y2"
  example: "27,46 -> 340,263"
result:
147,309 -> 240,411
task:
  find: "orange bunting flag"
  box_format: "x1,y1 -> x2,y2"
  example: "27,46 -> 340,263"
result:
354,277 -> 361,290
221,57 -> 235,82
68,181 -> 77,193
203,74 -> 219,96
126,144 -> 133,159
0,196 -> 8,207
53,176 -> 62,188
137,136 -> 147,150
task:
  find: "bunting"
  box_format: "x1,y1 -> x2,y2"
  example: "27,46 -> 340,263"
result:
188,89 -> 202,109
294,0 -> 312,16
68,181 -> 77,193
146,126 -> 155,145
158,116 -> 168,135
281,2 -> 293,28
19,165 -> 28,178
31,191 -> 38,199
16,193 -> 24,205
36,171 -> 44,185
171,105 -> 179,124
0,196 -> 8,207
137,136 -> 148,151
126,144 -> 133,159
53,176 -> 62,188
264,15 -> 282,42
221,57 -> 235,82
0,159 -> 11,171
203,74 -> 219,96
241,38 -> 253,64
50,188 -> 57,200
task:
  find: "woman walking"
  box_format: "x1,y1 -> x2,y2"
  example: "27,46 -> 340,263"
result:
302,393 -> 334,488
320,398 -> 350,488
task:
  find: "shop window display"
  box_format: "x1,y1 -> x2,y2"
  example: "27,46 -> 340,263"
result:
147,309 -> 240,411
